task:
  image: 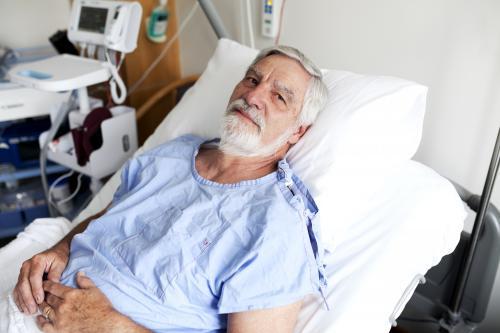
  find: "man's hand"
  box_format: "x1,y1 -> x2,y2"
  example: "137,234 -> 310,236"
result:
36,272 -> 150,333
13,205 -> 109,315
13,243 -> 70,314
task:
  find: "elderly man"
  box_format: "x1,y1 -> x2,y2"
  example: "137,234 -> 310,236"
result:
11,45 -> 328,333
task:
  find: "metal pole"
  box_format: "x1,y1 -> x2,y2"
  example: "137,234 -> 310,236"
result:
197,0 -> 231,39
450,128 -> 500,315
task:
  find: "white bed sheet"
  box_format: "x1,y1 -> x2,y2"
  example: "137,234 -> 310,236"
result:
295,160 -> 466,332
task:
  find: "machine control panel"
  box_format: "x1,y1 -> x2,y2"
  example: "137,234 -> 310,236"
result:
261,0 -> 283,38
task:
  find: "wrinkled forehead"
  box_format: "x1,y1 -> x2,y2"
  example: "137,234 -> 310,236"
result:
249,54 -> 311,96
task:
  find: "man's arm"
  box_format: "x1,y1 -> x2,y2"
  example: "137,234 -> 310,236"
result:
227,301 -> 303,333
13,204 -> 110,314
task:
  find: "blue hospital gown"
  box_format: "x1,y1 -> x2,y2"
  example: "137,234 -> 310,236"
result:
60,135 -> 327,332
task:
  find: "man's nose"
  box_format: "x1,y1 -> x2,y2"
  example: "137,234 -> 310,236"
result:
244,85 -> 267,111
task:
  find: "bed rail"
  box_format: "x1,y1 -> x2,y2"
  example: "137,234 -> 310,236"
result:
135,74 -> 199,122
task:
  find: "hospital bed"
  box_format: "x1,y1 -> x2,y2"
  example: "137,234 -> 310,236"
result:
0,38 -> 468,333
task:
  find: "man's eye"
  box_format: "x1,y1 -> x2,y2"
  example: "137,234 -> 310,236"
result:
277,94 -> 286,104
246,77 -> 258,85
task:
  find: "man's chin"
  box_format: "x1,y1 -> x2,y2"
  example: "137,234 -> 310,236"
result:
224,124 -> 260,139
219,137 -> 262,157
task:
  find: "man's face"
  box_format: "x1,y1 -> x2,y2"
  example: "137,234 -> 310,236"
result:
221,54 -> 311,156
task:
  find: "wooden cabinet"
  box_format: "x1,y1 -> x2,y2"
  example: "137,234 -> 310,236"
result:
121,0 -> 182,144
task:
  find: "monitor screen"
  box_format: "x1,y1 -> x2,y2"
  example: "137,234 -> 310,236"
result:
78,6 -> 108,34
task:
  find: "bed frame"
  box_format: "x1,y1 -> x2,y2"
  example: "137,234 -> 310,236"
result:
401,182 -> 500,332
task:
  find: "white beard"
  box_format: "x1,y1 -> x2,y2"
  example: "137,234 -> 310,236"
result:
219,99 -> 296,157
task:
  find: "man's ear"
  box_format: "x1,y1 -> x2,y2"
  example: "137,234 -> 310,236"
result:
288,125 -> 310,145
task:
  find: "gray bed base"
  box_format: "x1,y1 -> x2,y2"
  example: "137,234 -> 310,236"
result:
400,182 -> 500,332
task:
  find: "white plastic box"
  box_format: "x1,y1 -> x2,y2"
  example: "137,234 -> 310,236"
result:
40,105 -> 137,179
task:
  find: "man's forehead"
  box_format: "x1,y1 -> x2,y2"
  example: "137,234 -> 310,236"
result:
248,55 -> 310,94
249,54 -> 308,77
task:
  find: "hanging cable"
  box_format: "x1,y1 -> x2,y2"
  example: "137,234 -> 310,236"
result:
104,51 -> 127,104
87,44 -> 96,59
57,173 -> 84,205
78,42 -> 88,57
274,0 -> 287,45
239,0 -> 246,45
245,0 -> 255,48
128,1 -> 199,95
48,171 -> 84,212
116,52 -> 125,71
48,170 -> 74,196
48,170 -> 73,207
40,91 -> 78,217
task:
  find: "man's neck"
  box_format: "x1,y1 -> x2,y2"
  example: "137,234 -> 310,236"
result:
195,145 -> 288,184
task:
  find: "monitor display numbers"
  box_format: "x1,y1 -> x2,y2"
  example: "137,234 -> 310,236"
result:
78,6 -> 108,34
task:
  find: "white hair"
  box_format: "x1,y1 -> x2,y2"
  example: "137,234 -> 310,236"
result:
249,45 -> 328,126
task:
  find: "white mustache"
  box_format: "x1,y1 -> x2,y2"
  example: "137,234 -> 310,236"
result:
226,99 -> 265,130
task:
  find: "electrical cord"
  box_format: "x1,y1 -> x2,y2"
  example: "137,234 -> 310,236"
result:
239,1 -> 246,45
105,51 -> 127,104
117,52 -> 125,71
48,170 -> 74,202
54,173 -> 84,206
40,90 -> 78,217
78,42 -> 87,57
47,170 -> 84,211
128,1 -> 199,95
275,0 -> 287,45
87,44 -> 96,59
245,0 -> 255,48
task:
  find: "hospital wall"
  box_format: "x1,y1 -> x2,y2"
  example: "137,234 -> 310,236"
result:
0,0 -> 70,49
176,0 -> 500,331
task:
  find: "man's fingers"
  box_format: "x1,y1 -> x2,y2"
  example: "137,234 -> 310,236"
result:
76,271 -> 95,289
45,293 -> 63,308
46,264 -> 65,283
28,260 -> 47,304
12,290 -> 21,311
36,315 -> 56,333
17,277 -> 38,314
39,301 -> 56,321
16,264 -> 37,313
13,290 -> 27,313
43,280 -> 72,298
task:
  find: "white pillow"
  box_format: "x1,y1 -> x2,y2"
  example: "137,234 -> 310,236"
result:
156,39 -> 427,165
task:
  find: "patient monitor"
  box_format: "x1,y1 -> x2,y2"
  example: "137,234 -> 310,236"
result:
68,0 -> 142,54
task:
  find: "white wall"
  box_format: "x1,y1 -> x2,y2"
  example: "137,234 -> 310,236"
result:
0,0 -> 70,49
177,0 -> 500,331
